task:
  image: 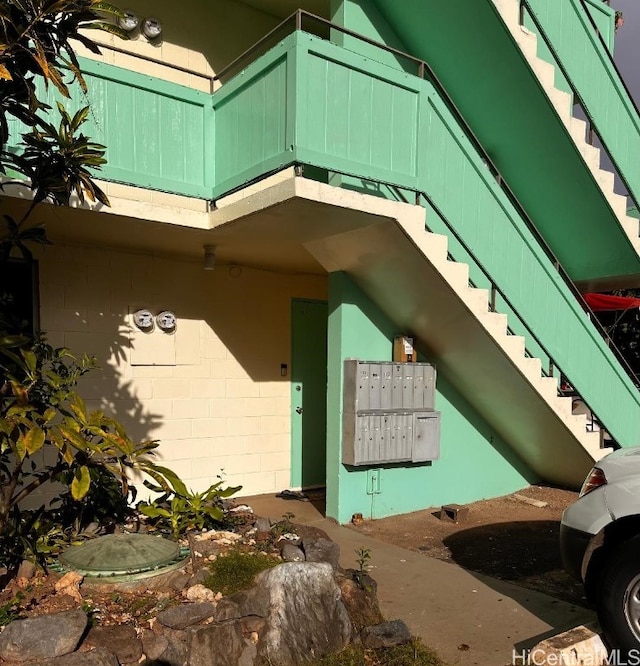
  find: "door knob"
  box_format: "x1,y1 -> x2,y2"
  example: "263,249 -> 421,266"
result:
296,406 -> 303,414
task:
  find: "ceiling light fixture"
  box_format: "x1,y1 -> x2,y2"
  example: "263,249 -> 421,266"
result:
203,245 -> 216,271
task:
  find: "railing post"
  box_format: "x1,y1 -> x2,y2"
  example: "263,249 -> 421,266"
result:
295,9 -> 302,31
490,285 -> 497,312
519,0 -> 525,26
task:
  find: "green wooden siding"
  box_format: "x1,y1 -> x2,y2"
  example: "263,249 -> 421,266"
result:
298,39 -> 420,188
524,0 -> 640,210
7,58 -> 212,199
212,39 -> 292,198
583,0 -> 615,51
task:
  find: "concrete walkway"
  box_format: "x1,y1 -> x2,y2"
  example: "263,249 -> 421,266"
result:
244,494 -> 595,666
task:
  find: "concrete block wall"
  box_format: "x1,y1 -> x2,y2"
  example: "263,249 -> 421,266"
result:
36,242 -> 327,500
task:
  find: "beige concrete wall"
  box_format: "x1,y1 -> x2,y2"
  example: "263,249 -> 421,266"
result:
36,242 -> 327,499
76,0 -> 283,91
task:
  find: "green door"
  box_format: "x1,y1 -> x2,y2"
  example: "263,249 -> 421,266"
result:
291,299 -> 328,489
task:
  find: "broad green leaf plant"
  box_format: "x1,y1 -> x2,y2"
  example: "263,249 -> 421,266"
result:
138,474 -> 242,539
0,338 -> 184,545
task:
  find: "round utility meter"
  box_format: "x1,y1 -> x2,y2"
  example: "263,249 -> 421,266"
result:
156,310 -> 177,332
133,309 -> 154,331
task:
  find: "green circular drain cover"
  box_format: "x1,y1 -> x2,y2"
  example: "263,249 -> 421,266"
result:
59,533 -> 184,577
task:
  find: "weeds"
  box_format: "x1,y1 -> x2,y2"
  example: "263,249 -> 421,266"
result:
0,593 -> 23,627
205,550 -> 278,596
353,546 -> 372,590
311,638 -> 446,665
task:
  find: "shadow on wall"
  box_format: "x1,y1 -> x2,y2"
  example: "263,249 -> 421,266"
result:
113,0 -> 329,79
37,243 -> 327,462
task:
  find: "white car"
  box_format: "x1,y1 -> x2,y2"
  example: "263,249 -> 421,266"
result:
561,446 -> 640,655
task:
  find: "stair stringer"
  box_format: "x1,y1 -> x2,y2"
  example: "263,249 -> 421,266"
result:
491,0 -> 640,261
297,178 -> 610,488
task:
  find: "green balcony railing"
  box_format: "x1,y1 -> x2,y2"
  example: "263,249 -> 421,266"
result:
7,58 -> 213,199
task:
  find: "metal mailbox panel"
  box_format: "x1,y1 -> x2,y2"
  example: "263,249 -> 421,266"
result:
342,360 -> 438,466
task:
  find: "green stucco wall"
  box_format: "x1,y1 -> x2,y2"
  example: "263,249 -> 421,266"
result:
326,272 -> 536,524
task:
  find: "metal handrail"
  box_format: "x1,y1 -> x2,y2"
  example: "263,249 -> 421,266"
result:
519,0 -> 640,214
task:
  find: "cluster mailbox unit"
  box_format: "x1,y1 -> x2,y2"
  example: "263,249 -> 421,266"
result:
342,360 -> 441,466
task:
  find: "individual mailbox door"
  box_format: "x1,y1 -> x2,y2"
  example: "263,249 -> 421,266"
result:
392,364 -> 403,409
412,412 -> 441,462
380,366 -> 393,410
402,366 -> 415,408
368,364 -> 382,410
356,363 -> 369,411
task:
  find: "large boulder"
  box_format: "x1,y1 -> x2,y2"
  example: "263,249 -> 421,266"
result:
0,608 -> 87,662
251,562 -> 351,665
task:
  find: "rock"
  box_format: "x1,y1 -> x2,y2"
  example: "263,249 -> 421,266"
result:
277,534 -> 302,548
362,620 -> 412,648
254,517 -> 271,532
337,575 -> 384,631
141,632 -> 169,660
40,647 -> 119,665
288,524 -> 332,544
344,569 -> 378,595
280,544 -> 305,562
156,602 -> 217,629
188,621 -> 255,666
219,587 -> 270,621
0,566 -> 10,590
303,538 -> 340,569
188,568 -> 210,586
191,540 -> 221,558
253,562 -> 351,665
84,625 -> 142,664
54,571 -> 84,602
0,608 -> 87,662
158,570 -> 191,592
184,584 -> 216,602
16,560 -> 36,581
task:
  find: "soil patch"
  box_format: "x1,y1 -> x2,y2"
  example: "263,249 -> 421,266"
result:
347,484 -> 588,606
